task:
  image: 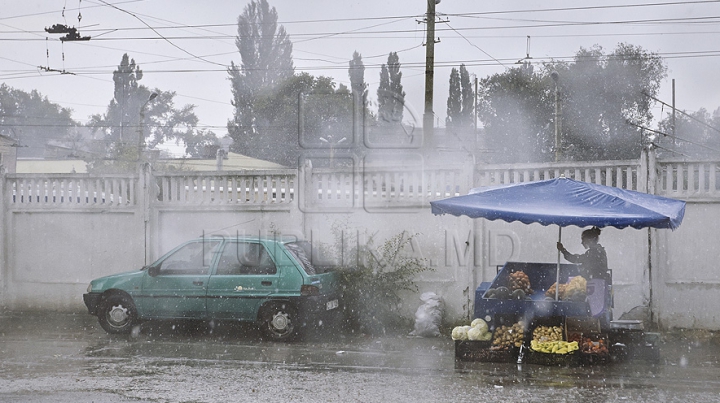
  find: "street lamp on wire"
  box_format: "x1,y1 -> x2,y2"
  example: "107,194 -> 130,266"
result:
319,135 -> 347,164
138,92 -> 158,161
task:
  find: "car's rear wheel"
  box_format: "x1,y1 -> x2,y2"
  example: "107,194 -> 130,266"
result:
259,301 -> 298,341
98,294 -> 137,335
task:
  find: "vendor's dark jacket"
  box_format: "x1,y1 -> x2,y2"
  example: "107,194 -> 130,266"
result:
561,244 -> 609,282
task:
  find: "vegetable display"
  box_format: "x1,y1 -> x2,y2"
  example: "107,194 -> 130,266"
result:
508,271 -> 533,294
564,276 -> 588,301
568,333 -> 609,354
484,271 -> 534,300
532,325 -> 563,342
545,276 -> 587,301
452,318 -> 492,341
490,322 -> 525,350
530,340 -> 579,354
545,283 -> 567,299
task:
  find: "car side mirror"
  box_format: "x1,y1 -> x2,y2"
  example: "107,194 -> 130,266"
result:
148,265 -> 160,277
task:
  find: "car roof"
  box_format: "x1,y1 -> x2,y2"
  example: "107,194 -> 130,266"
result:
191,235 -> 304,245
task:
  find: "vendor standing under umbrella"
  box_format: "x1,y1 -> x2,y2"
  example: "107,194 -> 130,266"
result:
557,227 -> 610,282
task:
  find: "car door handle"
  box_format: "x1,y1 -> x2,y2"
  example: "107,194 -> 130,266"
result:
261,281 -> 272,286
192,280 -> 204,286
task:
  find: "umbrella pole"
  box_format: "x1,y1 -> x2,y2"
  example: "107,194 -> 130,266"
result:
556,227 -> 562,301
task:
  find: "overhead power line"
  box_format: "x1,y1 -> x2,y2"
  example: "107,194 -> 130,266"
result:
626,120 -> 720,153
95,0 -> 226,68
641,91 -> 720,134
5,13 -> 720,40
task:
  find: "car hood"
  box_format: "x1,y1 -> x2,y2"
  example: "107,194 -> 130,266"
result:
90,270 -> 145,293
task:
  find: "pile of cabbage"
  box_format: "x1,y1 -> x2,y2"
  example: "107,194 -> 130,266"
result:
451,318 -> 492,341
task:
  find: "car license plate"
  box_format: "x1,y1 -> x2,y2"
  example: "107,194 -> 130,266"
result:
326,299 -> 339,310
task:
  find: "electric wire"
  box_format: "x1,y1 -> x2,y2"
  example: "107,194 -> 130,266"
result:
627,120 -> 720,153
444,22 -> 509,68
95,0 -> 227,68
642,92 -> 720,134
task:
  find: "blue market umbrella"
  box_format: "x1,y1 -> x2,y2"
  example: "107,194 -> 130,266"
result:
430,177 -> 686,299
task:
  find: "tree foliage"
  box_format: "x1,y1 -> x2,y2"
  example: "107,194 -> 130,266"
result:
446,64 -> 475,130
348,51 -> 372,129
338,232 -> 433,335
657,107 -> 720,159
227,1 -> 357,167
238,73 -> 353,166
377,52 -> 405,125
88,54 -> 217,173
227,0 -> 294,159
478,43 -> 667,163
460,65 -> 475,128
478,67 -> 554,163
0,84 -> 76,158
446,67 -> 461,128
348,51 -> 368,102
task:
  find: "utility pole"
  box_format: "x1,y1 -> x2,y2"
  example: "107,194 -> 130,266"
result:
474,75 -> 478,134
672,79 -> 676,144
423,0 -> 438,139
137,92 -> 158,161
551,71 -> 562,162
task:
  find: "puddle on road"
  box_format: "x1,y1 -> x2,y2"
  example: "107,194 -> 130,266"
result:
3,314 -> 720,402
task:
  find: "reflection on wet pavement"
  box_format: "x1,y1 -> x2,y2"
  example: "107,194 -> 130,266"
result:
1,312 -> 719,402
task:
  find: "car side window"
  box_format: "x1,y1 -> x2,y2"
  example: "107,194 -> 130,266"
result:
216,242 -> 277,275
158,240 -> 222,275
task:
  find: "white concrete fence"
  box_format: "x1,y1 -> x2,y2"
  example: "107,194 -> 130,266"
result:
1,153 -> 719,329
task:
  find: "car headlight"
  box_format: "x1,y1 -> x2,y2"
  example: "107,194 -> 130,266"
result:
87,283 -> 93,293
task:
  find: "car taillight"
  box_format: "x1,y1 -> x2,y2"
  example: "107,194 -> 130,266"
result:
301,284 -> 320,296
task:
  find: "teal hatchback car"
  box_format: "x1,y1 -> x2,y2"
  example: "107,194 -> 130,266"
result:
83,236 -> 342,341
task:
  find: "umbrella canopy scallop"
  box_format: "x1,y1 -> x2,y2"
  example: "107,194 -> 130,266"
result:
430,177 -> 685,230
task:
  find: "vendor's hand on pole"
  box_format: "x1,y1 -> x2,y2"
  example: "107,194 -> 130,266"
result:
557,242 -> 565,252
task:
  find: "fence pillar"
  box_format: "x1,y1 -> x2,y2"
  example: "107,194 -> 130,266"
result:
0,168 -> 6,306
137,163 -> 152,266
645,147 -> 659,328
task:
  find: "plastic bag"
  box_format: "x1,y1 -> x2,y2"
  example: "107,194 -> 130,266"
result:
409,292 -> 444,337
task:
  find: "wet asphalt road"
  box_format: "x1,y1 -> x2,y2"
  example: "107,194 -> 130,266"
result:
1,312 -> 720,403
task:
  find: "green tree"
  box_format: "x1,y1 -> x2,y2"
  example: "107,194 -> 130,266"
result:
447,65 -> 475,130
478,43 -> 666,163
459,65 -> 474,128
446,67 -> 461,128
0,84 -> 76,158
559,43 -> 666,160
478,67 -> 554,163
348,51 -> 368,102
88,54 -> 217,173
377,52 -> 405,125
248,73 -> 353,166
657,107 -> 720,159
227,0 -> 294,157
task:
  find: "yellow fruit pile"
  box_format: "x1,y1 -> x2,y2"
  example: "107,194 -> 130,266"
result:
530,340 -> 579,354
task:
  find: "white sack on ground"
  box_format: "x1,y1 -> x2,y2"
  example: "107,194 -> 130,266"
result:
409,292 -> 444,337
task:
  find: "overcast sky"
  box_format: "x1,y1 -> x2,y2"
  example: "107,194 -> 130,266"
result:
3,0 -> 720,147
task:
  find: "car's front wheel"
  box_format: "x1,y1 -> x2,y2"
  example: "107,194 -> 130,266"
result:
259,301 -> 298,341
98,294 -> 138,335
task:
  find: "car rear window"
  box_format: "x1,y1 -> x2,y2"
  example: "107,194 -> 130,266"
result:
285,242 -> 317,275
